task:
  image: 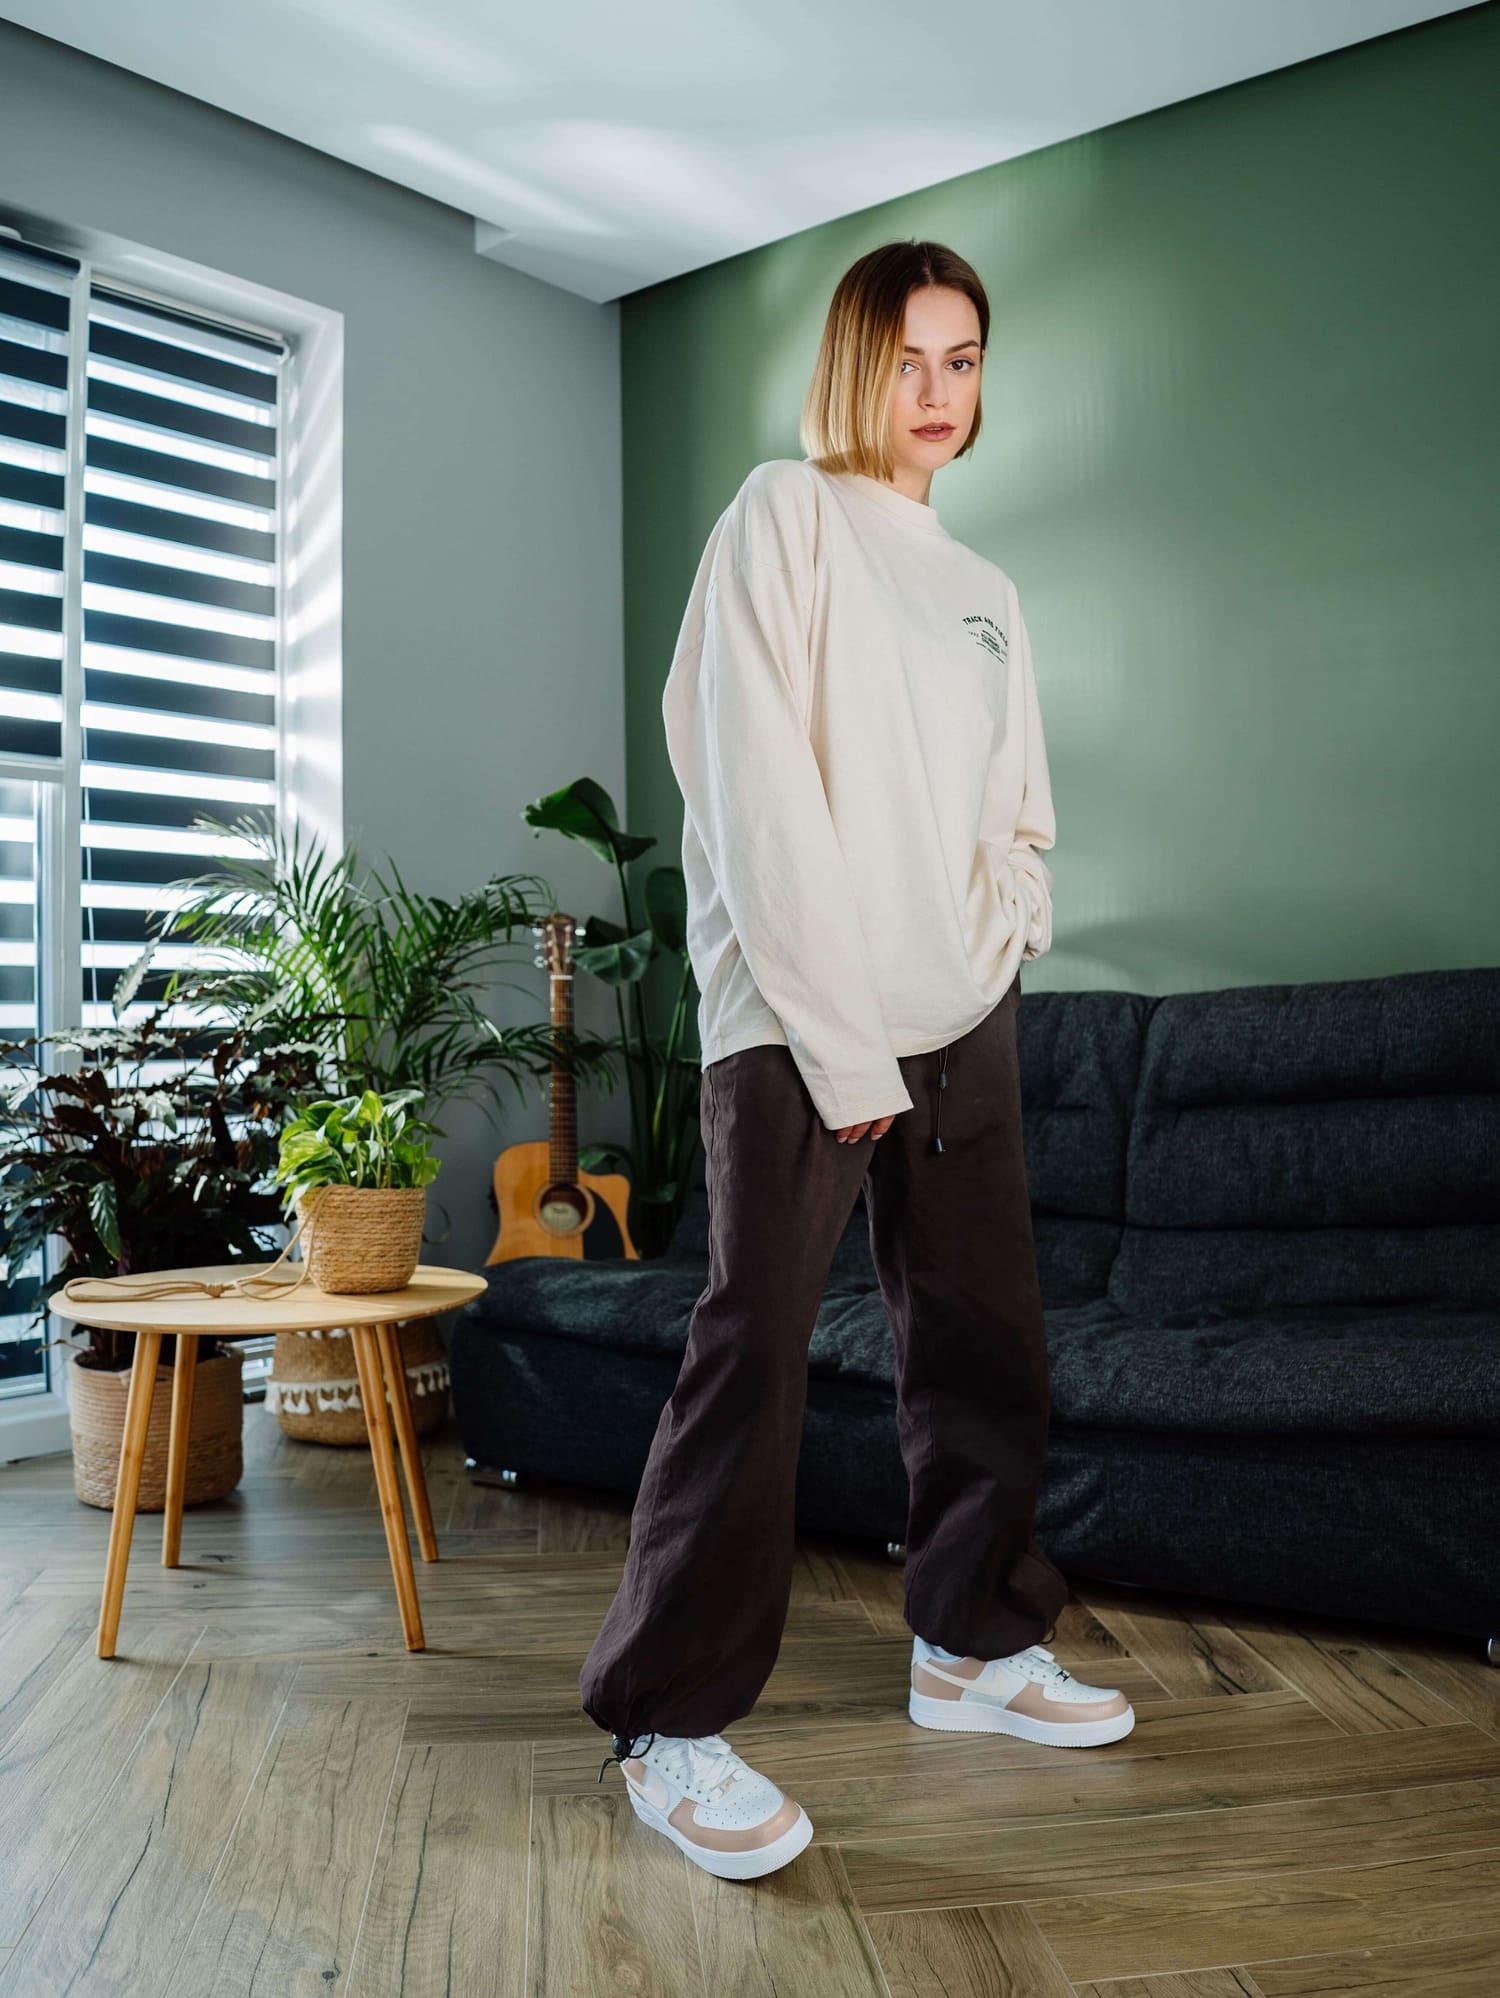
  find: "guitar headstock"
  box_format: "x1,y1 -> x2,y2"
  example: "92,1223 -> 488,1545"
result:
532,912 -> 577,975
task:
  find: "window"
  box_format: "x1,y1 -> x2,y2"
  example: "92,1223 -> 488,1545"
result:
0,230 -> 294,1446
82,277 -> 284,1025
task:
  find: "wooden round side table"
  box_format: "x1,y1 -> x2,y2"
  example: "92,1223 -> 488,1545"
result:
48,1262 -> 486,1659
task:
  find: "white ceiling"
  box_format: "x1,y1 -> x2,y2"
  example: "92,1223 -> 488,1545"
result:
2,0 -> 1476,304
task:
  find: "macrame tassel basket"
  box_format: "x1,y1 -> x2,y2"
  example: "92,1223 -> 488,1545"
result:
267,1319 -> 450,1444
70,1345 -> 245,1511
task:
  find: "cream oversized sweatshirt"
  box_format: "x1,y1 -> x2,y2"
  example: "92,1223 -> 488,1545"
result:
661,456 -> 1056,1132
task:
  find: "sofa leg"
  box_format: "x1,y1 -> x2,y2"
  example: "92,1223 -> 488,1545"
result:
886,1540 -> 906,1563
465,1458 -> 523,1488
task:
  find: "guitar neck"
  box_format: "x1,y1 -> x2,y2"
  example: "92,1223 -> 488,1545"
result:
549,968 -> 578,1184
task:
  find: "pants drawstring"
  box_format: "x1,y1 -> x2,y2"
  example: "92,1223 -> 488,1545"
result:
598,1729 -> 657,1782
933,1042 -> 950,1153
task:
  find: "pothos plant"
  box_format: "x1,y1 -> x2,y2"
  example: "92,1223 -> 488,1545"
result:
274,1088 -> 444,1205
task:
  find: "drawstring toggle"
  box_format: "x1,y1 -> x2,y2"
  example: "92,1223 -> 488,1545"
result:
597,1729 -> 656,1782
933,1044 -> 951,1154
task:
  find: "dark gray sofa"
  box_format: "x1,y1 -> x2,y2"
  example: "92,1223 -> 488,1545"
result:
449,966 -> 1500,1654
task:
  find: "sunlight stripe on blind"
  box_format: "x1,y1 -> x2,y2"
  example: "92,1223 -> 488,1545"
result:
81,284 -> 288,1022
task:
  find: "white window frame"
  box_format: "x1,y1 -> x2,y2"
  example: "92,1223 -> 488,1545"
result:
0,208 -> 344,1464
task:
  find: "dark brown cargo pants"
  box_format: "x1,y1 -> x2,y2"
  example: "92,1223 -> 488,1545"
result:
578,973 -> 1070,1745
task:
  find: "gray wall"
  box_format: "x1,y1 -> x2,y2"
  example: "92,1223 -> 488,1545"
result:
0,20 -> 624,1273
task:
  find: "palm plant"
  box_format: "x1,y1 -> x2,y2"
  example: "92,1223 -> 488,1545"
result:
121,813 -> 619,1215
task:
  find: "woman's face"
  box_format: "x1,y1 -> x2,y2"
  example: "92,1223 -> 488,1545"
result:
886,283 -> 983,485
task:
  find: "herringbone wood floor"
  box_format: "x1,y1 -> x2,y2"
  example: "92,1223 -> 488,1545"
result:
1,1398 -> 1498,1996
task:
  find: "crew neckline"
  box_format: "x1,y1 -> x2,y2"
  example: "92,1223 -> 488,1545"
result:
806,460 -> 950,538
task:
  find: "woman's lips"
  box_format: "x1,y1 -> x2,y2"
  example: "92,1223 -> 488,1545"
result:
914,424 -> 953,437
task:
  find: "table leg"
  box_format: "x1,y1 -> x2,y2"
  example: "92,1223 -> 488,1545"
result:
98,1329 -> 162,1659
375,1320 -> 438,1562
163,1333 -> 197,1567
351,1324 -> 425,1651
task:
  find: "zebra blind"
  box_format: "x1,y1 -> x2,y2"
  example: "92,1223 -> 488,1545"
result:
0,235 -> 293,1407
0,237 -> 75,766
83,282 -> 287,1022
0,234 -> 289,1025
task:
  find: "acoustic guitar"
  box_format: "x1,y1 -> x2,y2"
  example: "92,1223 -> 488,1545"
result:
484,911 -> 638,1264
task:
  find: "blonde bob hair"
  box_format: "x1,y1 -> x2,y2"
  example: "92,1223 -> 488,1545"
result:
801,240 -> 990,484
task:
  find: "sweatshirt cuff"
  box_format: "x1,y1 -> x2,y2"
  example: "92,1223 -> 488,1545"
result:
811,1074 -> 915,1130
1006,848 -> 1054,963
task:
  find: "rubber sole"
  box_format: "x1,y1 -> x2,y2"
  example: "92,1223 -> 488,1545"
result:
908,1685 -> 1137,1746
624,1780 -> 815,1880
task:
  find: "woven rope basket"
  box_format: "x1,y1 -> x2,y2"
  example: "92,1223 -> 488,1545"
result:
70,1346 -> 245,1511
298,1184 -> 427,1293
266,1318 -> 449,1444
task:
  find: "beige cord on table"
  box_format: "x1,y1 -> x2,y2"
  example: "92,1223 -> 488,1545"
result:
59,1207 -> 317,1305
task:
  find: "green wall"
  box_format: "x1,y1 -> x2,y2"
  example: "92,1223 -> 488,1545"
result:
622,5 -> 1499,1010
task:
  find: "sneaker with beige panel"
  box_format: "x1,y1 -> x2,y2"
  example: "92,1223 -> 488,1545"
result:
909,1633 -> 1136,1745
599,1729 -> 814,1880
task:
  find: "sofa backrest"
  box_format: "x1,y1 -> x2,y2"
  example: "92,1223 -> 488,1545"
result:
665,967 -> 1500,1315
1108,966 -> 1500,1314
664,987 -> 1147,1310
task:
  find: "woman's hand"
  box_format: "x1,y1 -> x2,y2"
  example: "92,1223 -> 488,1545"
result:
834,1112 -> 899,1144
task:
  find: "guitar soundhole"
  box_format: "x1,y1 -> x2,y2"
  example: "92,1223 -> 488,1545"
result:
536,1184 -> 589,1237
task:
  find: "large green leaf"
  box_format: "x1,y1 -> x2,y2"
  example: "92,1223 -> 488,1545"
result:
644,866 -> 687,954
573,916 -> 654,987
521,777 -> 656,864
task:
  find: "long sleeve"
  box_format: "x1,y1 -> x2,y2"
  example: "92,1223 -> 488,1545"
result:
1009,597 -> 1056,961
662,541 -> 914,1130
981,592 -> 1056,964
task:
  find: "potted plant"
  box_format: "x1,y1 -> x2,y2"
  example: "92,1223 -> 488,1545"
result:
0,1013 -> 320,1509
144,810 -> 619,1143
118,810 -> 620,1440
276,1087 -> 442,1294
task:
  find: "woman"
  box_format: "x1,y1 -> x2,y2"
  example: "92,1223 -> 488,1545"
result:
579,240 -> 1134,1883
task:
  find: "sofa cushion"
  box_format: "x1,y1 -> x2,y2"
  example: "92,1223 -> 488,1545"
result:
1110,967 -> 1500,1314
1044,1297 -> 1500,1439
461,1258 -> 1500,1442
462,1251 -> 894,1387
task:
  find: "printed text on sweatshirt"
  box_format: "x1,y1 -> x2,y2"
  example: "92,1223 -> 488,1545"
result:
660,456 -> 1056,1132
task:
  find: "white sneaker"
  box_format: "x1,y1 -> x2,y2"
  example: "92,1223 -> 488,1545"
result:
611,1731 -> 814,1880
909,1634 -> 1136,1746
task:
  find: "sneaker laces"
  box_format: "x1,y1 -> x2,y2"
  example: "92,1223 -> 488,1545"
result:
647,1733 -> 746,1798
595,1728 -> 746,1796
1011,1643 -> 1078,1687
928,1640 -> 1077,1687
